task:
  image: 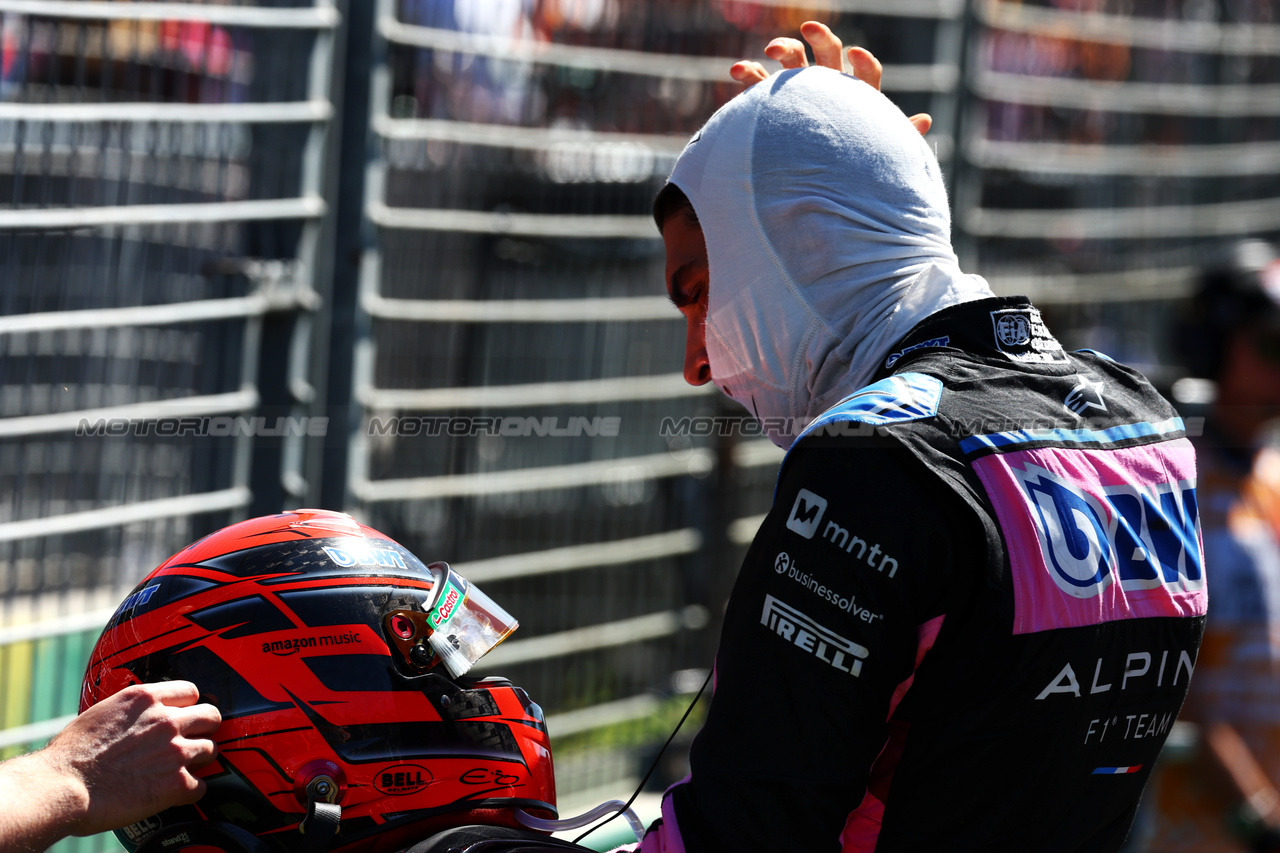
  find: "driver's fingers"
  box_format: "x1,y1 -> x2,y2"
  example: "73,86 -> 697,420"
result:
764,37 -> 809,69
846,45 -> 931,136
801,22 -> 845,72
730,60 -> 771,86
847,46 -> 884,90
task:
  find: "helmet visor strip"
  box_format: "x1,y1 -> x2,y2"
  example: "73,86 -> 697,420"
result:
384,562 -> 519,677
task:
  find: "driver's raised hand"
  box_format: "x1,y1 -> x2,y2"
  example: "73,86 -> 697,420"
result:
728,21 -> 932,136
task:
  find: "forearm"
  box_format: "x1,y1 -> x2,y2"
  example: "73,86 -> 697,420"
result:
0,749 -> 89,852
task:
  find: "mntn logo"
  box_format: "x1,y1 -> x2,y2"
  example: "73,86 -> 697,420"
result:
1016,463 -> 1202,599
786,489 -> 827,539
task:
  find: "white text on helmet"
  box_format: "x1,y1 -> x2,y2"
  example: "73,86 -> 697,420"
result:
323,546 -> 408,570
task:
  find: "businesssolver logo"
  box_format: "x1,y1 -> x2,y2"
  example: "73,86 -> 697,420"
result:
786,489 -> 827,539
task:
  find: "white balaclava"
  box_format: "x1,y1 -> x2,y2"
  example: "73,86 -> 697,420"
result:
667,66 -> 995,449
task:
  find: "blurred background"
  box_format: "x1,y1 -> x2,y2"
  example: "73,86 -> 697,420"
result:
0,0 -> 1276,850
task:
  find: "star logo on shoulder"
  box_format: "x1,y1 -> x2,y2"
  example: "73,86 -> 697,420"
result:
1064,376 -> 1107,417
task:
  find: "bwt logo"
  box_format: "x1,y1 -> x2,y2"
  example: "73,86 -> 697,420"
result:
786,489 -> 827,539
119,583 -> 160,613
1016,463 -> 1203,599
323,545 -> 408,570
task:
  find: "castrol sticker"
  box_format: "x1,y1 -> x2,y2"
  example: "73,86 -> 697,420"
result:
428,583 -> 462,629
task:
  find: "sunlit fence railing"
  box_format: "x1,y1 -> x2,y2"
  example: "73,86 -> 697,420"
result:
956,0 -> 1280,375
0,6 -> 340,850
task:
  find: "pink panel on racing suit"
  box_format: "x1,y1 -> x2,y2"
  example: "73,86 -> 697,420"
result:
884,614 -> 945,722
629,779 -> 689,853
971,439 -> 1207,635
839,615 -> 946,853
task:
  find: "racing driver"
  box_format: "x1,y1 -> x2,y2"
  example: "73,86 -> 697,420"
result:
627,24 -> 1208,853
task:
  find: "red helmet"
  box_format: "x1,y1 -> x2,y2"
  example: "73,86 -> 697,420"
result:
80,509 -> 556,853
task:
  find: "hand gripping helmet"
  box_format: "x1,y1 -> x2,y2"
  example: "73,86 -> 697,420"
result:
80,509 -> 556,853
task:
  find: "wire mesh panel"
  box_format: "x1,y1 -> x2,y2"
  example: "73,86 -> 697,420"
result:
0,11 -> 339,852
349,0 -> 966,809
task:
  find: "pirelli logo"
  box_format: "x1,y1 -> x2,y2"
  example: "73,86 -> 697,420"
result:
760,594 -> 869,677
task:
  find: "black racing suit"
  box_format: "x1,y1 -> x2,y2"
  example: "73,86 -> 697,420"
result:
637,296 -> 1207,853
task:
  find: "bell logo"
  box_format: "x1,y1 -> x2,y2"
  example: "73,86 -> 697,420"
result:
375,764 -> 433,796
786,489 -> 827,539
121,816 -> 163,844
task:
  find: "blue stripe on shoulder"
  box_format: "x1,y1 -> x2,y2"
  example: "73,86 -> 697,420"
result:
775,373 -> 942,498
958,416 -> 1185,455
799,372 -> 943,441
1075,348 -> 1115,361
